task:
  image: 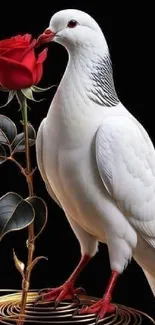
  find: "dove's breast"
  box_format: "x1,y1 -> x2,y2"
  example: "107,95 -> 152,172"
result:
43,107 -> 103,233
42,71 -> 131,240
42,104 -> 128,243
43,138 -> 105,240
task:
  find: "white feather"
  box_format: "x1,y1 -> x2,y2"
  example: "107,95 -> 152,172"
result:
36,9 -> 155,296
95,115 -> 155,248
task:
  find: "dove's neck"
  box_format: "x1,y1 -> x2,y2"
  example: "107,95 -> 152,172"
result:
49,36 -> 120,120
63,38 -> 119,107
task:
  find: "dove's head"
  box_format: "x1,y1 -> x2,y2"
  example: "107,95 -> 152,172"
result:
38,9 -> 106,52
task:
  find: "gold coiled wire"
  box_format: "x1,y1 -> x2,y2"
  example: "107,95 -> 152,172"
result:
0,290 -> 154,324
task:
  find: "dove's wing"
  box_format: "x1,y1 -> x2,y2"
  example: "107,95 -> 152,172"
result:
95,115 -> 155,248
36,118 -> 62,209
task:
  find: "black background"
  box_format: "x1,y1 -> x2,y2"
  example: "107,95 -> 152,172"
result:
0,1 -> 154,320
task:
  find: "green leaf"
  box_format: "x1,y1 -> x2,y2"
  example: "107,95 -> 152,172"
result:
0,91 -> 16,108
26,196 -> 48,239
31,85 -> 54,93
0,129 -> 8,145
0,192 -> 35,241
0,115 -> 17,145
21,88 -> 34,100
11,124 -> 36,154
0,144 -> 7,164
21,88 -> 44,102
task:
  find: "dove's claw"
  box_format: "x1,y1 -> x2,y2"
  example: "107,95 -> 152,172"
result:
35,281 -> 86,305
74,287 -> 86,295
38,288 -> 51,295
34,255 -> 90,306
54,299 -> 60,309
76,270 -> 118,323
78,297 -> 116,321
72,306 -> 81,318
34,294 -> 43,305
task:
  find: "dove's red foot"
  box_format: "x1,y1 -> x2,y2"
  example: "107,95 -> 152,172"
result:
78,295 -> 115,320
78,270 -> 118,322
36,281 -> 85,305
35,254 -> 90,305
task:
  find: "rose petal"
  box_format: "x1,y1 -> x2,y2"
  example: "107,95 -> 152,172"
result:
0,56 -> 33,90
23,34 -> 32,43
20,39 -> 36,60
0,34 -> 32,48
0,48 -> 8,55
1,47 -> 28,61
37,48 -> 48,64
0,40 -> 27,48
13,34 -> 31,44
32,48 -> 48,84
33,63 -> 43,84
0,37 -> 24,48
14,35 -> 22,40
21,48 -> 36,71
0,37 -> 15,47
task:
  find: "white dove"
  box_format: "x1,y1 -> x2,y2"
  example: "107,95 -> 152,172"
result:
35,9 -> 155,320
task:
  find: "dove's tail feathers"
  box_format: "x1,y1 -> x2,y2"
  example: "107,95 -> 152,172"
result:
143,269 -> 155,297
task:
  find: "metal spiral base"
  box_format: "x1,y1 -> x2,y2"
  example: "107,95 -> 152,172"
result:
0,290 -> 154,324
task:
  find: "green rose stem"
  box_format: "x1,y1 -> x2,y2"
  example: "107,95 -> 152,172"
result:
16,91 -> 35,325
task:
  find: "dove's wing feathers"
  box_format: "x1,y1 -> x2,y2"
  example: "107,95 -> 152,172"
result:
96,115 -> 155,249
36,119 -> 62,209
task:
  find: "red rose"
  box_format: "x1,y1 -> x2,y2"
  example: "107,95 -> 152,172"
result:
0,34 -> 47,90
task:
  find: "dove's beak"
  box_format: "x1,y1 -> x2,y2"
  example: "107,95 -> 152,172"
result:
36,29 -> 56,47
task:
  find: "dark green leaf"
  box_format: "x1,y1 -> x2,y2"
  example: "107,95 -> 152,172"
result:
0,129 -> 8,145
26,196 -> 48,239
0,142 -> 11,164
0,115 -> 17,145
0,91 -> 16,108
11,124 -> 36,153
0,144 -> 7,164
0,192 -> 34,240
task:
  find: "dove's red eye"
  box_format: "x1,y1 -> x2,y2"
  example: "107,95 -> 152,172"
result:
67,20 -> 78,28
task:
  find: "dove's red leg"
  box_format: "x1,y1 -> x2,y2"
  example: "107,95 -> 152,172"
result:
78,270 -> 118,321
36,254 -> 90,304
